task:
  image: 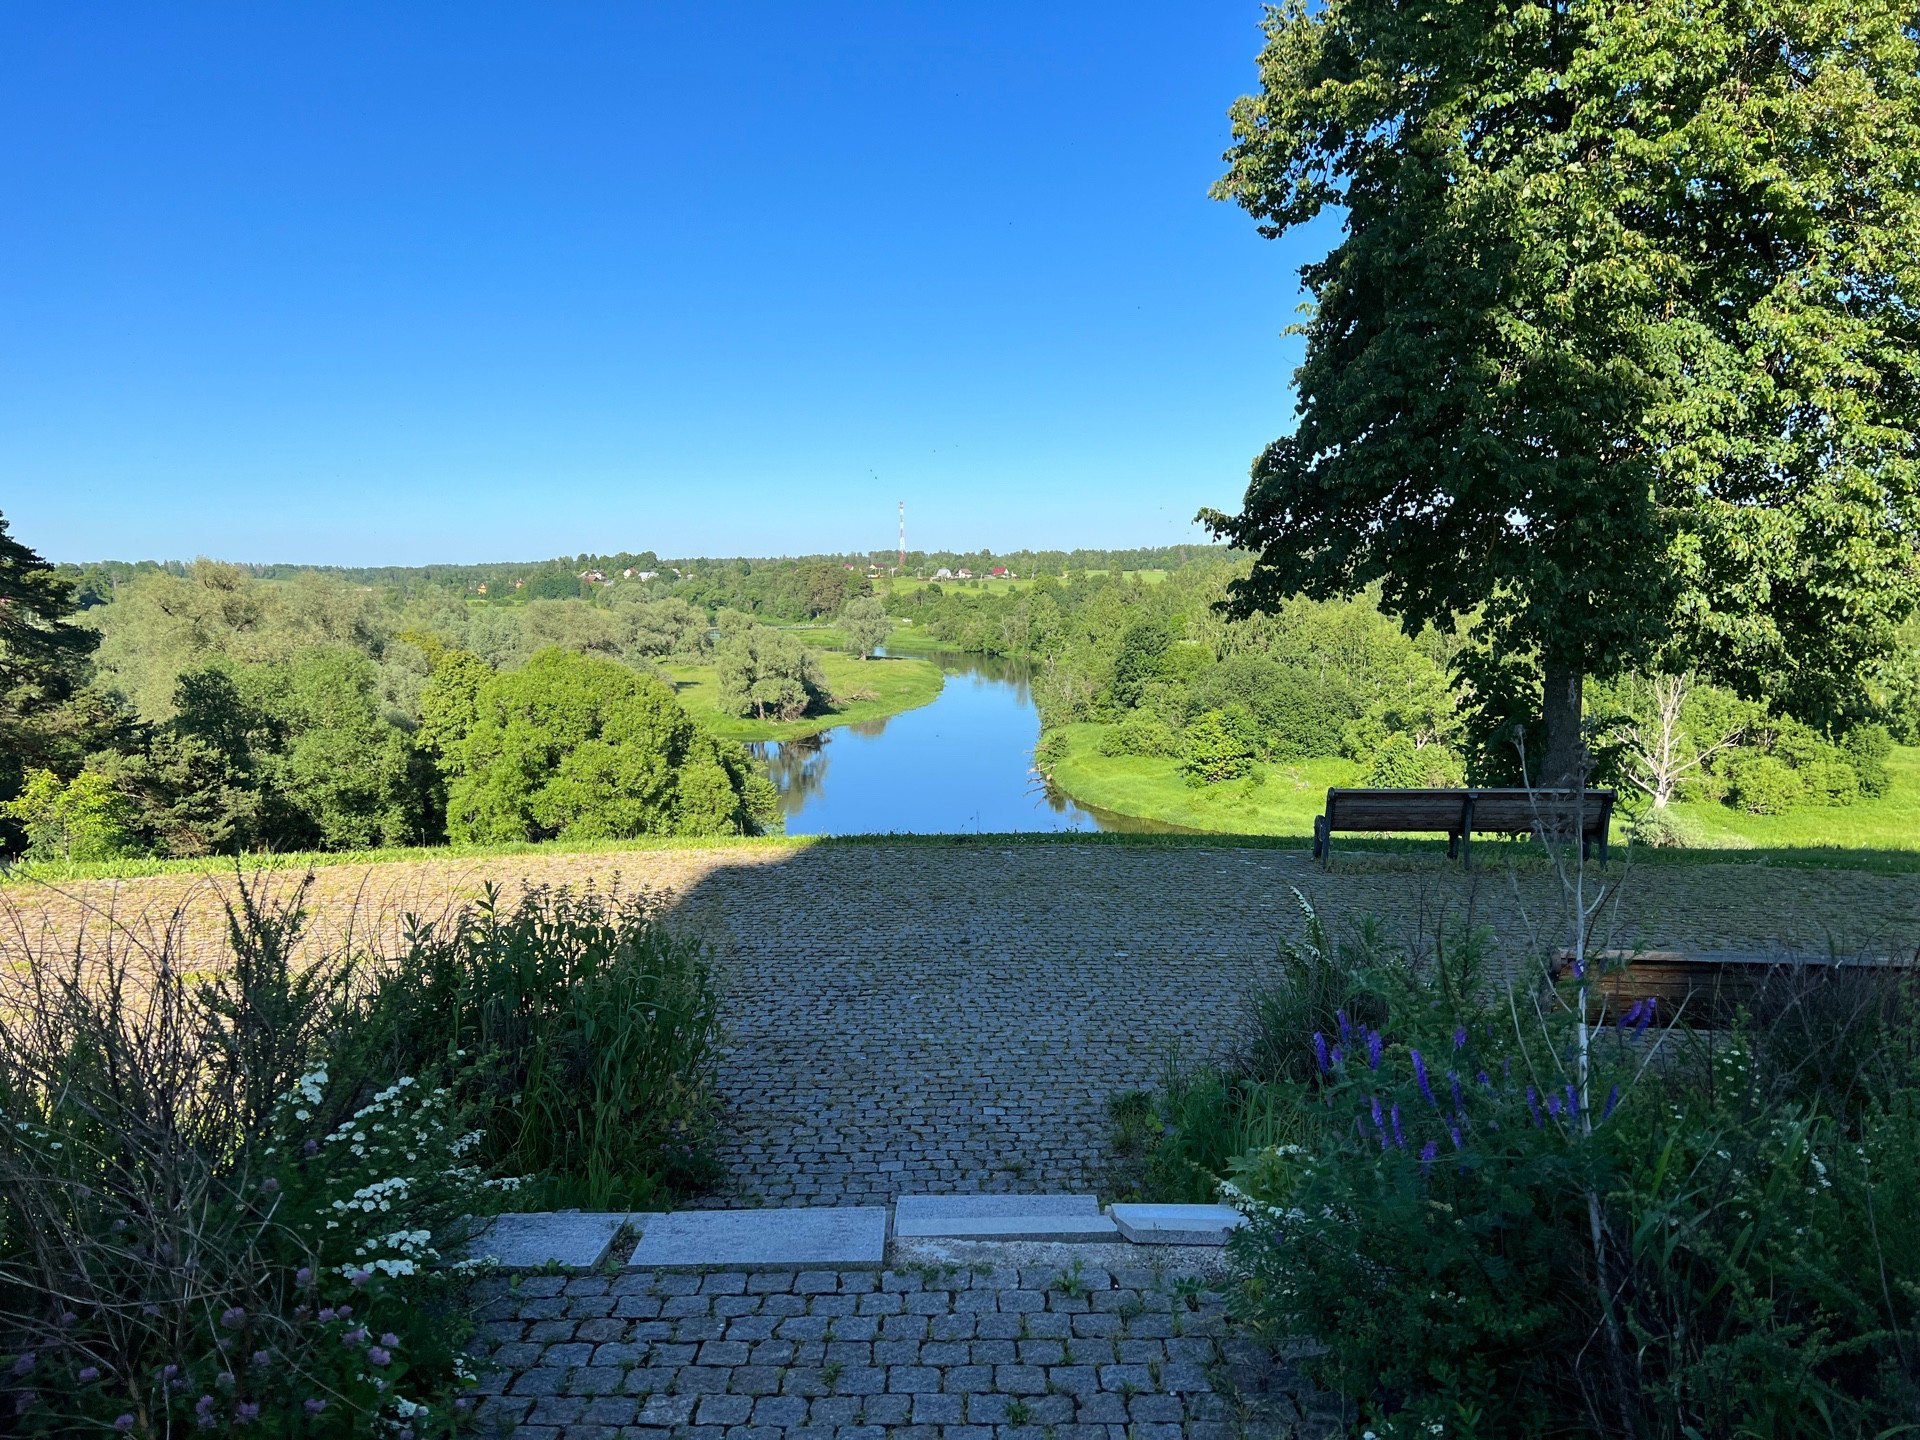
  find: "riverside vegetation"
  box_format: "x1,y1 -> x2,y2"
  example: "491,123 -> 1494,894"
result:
0,874 -> 721,1436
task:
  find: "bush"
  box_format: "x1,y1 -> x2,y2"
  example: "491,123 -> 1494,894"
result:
0,876 -> 495,1437
0,769 -> 141,861
1364,732 -> 1466,788
1627,805 -> 1705,849
1181,706 -> 1259,786
354,883 -> 723,1210
1724,751 -> 1804,813
1098,713 -> 1183,758
1843,722 -> 1894,798
1222,926 -> 1920,1437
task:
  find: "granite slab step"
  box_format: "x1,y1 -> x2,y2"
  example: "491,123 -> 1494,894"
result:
625,1206 -> 888,1271
468,1211 -> 652,1270
893,1193 -> 1118,1242
1108,1203 -> 1247,1245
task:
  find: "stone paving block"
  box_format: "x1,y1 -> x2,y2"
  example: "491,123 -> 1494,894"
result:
894,1194 -> 1117,1242
627,1208 -> 888,1271
467,1211 -> 632,1271
1108,1203 -> 1247,1246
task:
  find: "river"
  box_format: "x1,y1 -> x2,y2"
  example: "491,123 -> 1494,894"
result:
751,650 -> 1177,835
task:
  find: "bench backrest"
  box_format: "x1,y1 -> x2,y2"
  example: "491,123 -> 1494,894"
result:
1325,788 -> 1614,837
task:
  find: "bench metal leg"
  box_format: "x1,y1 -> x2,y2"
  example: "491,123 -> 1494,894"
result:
1460,796 -> 1475,871
1313,814 -> 1330,867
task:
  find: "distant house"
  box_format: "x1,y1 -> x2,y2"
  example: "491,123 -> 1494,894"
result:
580,570 -> 608,584
476,583 -> 488,594
989,567 -> 1011,578
956,568 -> 974,579
623,568 -> 658,581
933,568 -> 954,580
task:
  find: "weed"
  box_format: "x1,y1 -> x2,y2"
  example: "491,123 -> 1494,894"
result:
1050,1257 -> 1092,1299
1005,1398 -> 1034,1426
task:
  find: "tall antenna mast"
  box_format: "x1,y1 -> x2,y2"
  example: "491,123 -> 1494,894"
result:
898,501 -> 906,575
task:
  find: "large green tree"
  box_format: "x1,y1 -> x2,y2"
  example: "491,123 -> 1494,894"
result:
1202,0 -> 1920,786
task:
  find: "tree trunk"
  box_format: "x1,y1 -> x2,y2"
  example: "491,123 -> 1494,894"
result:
1541,664 -> 1586,792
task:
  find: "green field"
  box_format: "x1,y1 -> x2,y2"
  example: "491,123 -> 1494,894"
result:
1049,723 -> 1920,871
661,650 -> 944,742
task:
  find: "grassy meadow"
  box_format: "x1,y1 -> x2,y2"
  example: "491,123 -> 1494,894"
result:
1048,722 -> 1920,870
660,649 -> 945,741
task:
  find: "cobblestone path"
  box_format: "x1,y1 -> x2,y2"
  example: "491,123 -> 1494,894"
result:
469,1247 -> 1337,1440
668,844 -> 1917,1205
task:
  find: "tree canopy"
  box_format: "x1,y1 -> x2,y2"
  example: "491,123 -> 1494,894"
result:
1202,0 -> 1920,783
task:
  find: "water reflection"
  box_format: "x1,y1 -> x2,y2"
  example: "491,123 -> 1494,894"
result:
749,648 -> 1190,836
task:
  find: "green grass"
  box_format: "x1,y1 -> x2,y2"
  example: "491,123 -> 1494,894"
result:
660,650 -> 944,742
1048,723 -> 1920,873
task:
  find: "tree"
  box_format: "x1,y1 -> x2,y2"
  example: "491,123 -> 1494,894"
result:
1605,672 -> 1746,810
840,596 -> 894,660
714,627 -> 828,721
441,647 -> 775,841
1203,0 -> 1920,787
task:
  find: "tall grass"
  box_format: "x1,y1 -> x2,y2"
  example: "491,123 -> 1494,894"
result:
352,882 -> 722,1210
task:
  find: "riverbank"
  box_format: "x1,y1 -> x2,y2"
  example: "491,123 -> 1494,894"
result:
660,651 -> 945,742
1044,722 -> 1920,872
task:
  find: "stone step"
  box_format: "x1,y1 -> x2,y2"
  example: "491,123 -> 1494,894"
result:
624,1205 -> 889,1271
894,1193 -> 1118,1242
1108,1202 -> 1247,1246
467,1211 -> 653,1270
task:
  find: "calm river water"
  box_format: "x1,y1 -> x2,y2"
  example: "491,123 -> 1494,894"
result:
752,650 -> 1173,836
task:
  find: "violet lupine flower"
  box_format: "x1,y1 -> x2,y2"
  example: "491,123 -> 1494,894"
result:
1367,1031 -> 1383,1071
1565,1085 -> 1580,1119
1452,1027 -> 1467,1050
305,1399 -> 328,1416
1337,1009 -> 1351,1044
1390,1103 -> 1405,1149
1412,1050 -> 1436,1106
1312,1033 -> 1329,1073
1546,1094 -> 1563,1118
1330,1045 -> 1345,1068
114,1416 -> 135,1432
1449,1072 -> 1464,1114
1635,998 -> 1657,1038
1618,999 -> 1644,1032
367,1347 -> 391,1367
1370,1097 -> 1388,1149
1419,1140 -> 1438,1168
1503,1058 -> 1512,1080
1603,1085 -> 1620,1119
1527,1087 -> 1543,1127
1448,1125 -> 1463,1150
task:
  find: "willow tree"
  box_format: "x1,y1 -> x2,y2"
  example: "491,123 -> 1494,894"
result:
1201,0 -> 1920,787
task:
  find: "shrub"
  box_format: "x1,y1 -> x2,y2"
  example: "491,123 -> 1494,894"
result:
1627,805 -> 1705,848
1223,930 -> 1920,1438
353,883 -> 723,1210
1098,713 -> 1183,758
1364,732 -> 1466,788
0,769 -> 141,861
1724,751 -> 1803,813
1181,706 -> 1259,786
0,876 -> 494,1437
1843,722 -> 1894,798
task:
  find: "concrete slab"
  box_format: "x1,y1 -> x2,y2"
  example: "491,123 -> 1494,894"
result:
468,1211 -> 641,1270
625,1207 -> 888,1271
888,1236 -> 1230,1284
894,1194 -> 1117,1242
1108,1203 -> 1247,1246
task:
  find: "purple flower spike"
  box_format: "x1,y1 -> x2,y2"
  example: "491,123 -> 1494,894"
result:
1312,1033 -> 1329,1073
1634,999 -> 1656,1038
1367,1031 -> 1382,1071
1527,1086 -> 1543,1126
1337,1009 -> 1351,1044
1476,1071 -> 1491,1088
1452,1027 -> 1467,1050
1449,1072 -> 1464,1114
1448,1124 -> 1463,1150
1370,1096 -> 1387,1149
1546,1094 -> 1563,1118
1603,1085 -> 1620,1119
1419,1140 -> 1438,1167
1618,999 -> 1643,1032
1412,1050 -> 1436,1106
1330,1045 -> 1345,1068
1390,1103 -> 1405,1149
1565,1085 -> 1580,1119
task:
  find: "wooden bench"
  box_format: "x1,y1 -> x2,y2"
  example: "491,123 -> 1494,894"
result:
1554,949 -> 1918,1028
1312,787 -> 1617,869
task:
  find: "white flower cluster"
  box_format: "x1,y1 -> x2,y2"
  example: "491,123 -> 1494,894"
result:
333,1176 -> 412,1215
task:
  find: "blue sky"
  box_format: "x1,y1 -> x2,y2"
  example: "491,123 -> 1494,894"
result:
3,3 -> 1330,565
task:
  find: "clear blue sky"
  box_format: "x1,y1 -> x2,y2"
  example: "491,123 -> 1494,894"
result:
3,3 -> 1331,566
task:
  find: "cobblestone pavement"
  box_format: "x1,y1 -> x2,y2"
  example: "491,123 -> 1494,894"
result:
667,844 -> 1918,1206
468,1245 -> 1340,1440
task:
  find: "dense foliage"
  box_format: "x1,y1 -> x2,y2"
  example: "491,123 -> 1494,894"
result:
1203,0 -> 1920,785
1116,906 -> 1920,1436
0,873 -> 723,1435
